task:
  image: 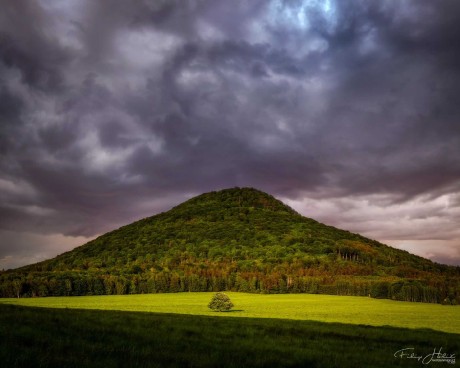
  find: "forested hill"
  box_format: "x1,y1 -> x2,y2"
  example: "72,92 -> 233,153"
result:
1,187 -> 459,304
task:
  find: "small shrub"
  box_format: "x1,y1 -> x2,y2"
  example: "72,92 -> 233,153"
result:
208,292 -> 234,312
442,297 -> 451,305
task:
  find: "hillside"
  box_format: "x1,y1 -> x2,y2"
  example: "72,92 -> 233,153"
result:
1,187 -> 459,303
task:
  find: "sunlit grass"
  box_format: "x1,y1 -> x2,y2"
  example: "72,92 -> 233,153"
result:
2,292 -> 459,334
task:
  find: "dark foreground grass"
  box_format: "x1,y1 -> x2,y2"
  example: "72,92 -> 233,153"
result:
0,304 -> 458,368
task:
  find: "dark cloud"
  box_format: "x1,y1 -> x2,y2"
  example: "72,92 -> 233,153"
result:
0,0 -> 459,267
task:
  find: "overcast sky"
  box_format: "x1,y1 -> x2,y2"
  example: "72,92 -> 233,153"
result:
1,0 -> 459,269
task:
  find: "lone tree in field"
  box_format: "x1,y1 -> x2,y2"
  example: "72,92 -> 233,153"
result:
208,292 -> 234,312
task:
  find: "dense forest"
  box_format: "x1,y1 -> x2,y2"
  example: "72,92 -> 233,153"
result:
1,188 -> 459,304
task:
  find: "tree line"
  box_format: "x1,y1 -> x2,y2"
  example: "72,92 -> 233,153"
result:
1,270 -> 457,304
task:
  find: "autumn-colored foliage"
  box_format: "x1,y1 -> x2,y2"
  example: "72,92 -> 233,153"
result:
0,188 -> 458,303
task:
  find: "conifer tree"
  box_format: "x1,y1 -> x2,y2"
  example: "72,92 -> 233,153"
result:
208,292 -> 234,312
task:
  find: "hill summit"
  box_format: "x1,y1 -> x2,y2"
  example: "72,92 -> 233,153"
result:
1,187 -> 459,303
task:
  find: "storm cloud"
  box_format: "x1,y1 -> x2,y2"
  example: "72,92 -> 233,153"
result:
1,0 -> 459,268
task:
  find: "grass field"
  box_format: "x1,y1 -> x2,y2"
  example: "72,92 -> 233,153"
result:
1,293 -> 459,367
0,303 -> 459,368
1,292 -> 459,334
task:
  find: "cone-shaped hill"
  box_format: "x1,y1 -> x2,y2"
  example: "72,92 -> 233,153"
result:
1,187 -> 459,303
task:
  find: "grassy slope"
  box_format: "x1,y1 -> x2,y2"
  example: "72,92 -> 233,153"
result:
2,292 -> 459,334
0,303 -> 459,368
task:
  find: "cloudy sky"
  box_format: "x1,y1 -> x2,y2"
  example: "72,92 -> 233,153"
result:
1,0 -> 460,269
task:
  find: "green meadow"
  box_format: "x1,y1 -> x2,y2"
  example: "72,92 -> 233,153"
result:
1,292 -> 459,333
1,293 -> 459,367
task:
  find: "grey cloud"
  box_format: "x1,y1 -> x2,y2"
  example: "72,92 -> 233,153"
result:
0,0 -> 459,266
0,1 -> 71,91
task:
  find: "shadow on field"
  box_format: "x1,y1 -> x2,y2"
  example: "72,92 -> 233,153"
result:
1,304 -> 459,368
